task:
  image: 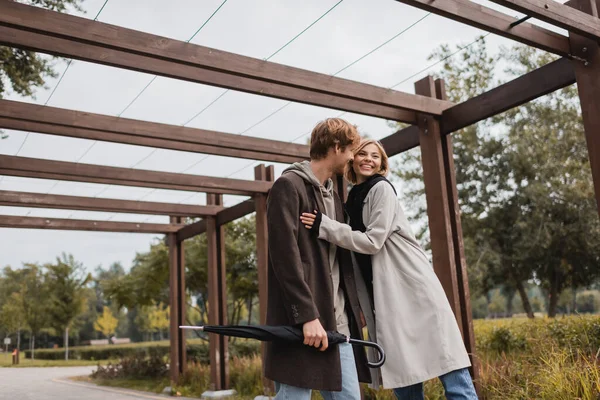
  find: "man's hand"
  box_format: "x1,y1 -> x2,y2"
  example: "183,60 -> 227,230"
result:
303,318 -> 328,351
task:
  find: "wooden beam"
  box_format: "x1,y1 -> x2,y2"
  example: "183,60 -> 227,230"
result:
489,0 -> 600,41
441,57 -> 577,134
0,2 -> 458,121
380,125 -> 420,156
569,0 -> 600,218
382,57 -> 577,157
206,194 -> 228,390
0,156 -> 271,196
0,215 -> 182,233
0,100 -> 307,164
254,165 -> 274,395
0,26 -> 414,123
205,214 -> 222,390
415,76 -> 463,322
0,190 -> 223,217
168,217 -> 184,382
216,200 -> 255,226
435,78 -> 480,391
393,0 -> 571,57
177,220 -> 207,242
176,200 -> 256,242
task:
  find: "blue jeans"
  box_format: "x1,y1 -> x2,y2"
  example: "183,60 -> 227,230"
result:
393,368 -> 478,400
274,343 -> 360,400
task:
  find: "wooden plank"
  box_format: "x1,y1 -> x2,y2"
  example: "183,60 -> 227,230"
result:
216,200 -> 255,226
415,76 -> 463,322
393,0 -> 571,56
205,195 -> 228,390
441,57 -> 576,134
0,2 -> 458,121
380,125 -> 420,156
253,166 -> 269,328
0,1 -> 451,115
177,219 -> 206,242
0,26 -> 417,123
382,58 -> 577,157
0,100 -> 307,164
0,190 -> 222,217
0,26 -> 414,123
0,215 -> 182,233
172,216 -> 187,377
208,194 -> 229,390
569,0 -> 600,218
168,224 -> 181,383
0,155 -> 272,196
435,79 -> 480,390
205,215 -> 222,390
176,200 -> 256,241
489,0 -> 600,41
254,165 -> 274,395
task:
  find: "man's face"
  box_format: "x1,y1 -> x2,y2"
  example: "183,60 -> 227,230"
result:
333,144 -> 356,175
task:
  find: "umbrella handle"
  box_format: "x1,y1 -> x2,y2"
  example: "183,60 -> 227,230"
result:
348,338 -> 386,368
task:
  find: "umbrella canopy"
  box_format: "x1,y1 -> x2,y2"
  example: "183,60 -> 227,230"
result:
180,324 -> 385,368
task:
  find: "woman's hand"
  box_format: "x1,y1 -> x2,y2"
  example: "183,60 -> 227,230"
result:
300,210 -> 318,230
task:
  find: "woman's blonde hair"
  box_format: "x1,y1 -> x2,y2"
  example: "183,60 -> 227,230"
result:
345,139 -> 390,184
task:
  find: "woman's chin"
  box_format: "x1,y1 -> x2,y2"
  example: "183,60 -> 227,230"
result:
357,171 -> 375,180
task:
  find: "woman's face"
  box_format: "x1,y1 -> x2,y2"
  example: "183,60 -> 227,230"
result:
353,143 -> 382,182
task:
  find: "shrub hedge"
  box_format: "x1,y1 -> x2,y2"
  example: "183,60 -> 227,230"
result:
24,339 -> 260,362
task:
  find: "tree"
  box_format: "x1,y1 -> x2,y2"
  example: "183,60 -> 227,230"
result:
0,265 -> 49,357
394,38 -> 600,319
104,216 -> 260,329
94,306 -> 118,339
45,253 -> 91,360
20,264 -> 49,359
148,303 -> 169,340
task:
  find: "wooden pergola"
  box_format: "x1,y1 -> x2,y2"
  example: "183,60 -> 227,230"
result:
1,0 -> 599,392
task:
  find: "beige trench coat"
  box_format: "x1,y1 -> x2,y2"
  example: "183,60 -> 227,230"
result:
318,181 -> 471,389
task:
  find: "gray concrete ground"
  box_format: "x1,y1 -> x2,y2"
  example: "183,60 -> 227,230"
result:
0,366 -> 196,400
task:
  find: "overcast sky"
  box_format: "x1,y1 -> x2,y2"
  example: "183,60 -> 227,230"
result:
0,0 -> 567,273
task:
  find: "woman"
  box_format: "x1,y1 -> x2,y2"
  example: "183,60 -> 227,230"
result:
300,139 -> 478,400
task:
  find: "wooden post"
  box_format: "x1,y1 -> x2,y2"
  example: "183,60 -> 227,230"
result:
415,76 -> 463,319
254,164 -> 275,395
568,0 -> 600,219
206,194 -> 229,390
168,216 -> 186,382
435,79 -> 480,388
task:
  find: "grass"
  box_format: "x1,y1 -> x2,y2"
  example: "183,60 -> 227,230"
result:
0,356 -> 112,368
82,315 -> 600,399
73,375 -> 171,393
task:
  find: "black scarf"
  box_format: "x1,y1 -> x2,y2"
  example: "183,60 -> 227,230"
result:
344,174 -> 396,306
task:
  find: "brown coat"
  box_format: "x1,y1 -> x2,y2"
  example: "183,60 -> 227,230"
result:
263,173 -> 371,391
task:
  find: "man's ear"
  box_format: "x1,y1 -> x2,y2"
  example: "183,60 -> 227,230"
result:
334,144 -> 341,154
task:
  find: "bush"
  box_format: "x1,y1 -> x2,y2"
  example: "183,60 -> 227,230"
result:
91,349 -> 168,380
486,326 -> 527,354
25,339 -> 260,361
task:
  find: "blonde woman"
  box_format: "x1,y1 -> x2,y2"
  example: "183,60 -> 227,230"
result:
300,139 -> 477,400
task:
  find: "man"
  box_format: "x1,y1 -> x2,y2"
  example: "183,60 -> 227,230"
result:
264,118 -> 370,398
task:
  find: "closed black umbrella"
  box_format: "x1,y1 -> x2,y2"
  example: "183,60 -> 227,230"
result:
180,324 -> 385,368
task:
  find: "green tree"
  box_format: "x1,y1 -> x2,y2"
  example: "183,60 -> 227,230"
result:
104,217 -> 260,329
148,303 -> 169,340
20,264 -> 49,358
45,253 -> 91,360
93,306 -> 119,339
394,38 -> 600,319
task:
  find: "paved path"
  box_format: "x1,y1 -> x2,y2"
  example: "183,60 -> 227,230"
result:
0,367 -> 193,400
